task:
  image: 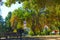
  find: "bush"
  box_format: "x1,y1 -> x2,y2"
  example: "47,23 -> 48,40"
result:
40,28 -> 51,35
28,30 -> 34,36
35,31 -> 40,35
40,32 -> 46,35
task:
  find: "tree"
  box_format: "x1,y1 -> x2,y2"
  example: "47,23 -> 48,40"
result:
5,0 -> 60,35
5,12 -> 13,32
10,8 -> 25,32
0,15 -> 4,32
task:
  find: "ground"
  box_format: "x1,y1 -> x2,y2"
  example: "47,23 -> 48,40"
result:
0,35 -> 60,40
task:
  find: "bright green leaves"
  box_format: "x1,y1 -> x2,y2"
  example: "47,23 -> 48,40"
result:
17,22 -> 23,29
24,11 -> 31,18
23,1 -> 30,9
10,8 -> 25,29
12,8 -> 25,20
5,0 -> 16,7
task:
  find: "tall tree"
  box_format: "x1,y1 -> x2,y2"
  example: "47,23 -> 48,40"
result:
10,8 -> 25,31
0,15 -> 4,32
5,12 -> 12,32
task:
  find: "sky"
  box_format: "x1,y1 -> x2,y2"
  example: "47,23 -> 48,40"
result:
0,0 -> 22,19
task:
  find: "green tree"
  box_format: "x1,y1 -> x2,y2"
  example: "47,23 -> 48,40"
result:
5,0 -> 60,35
0,15 -> 4,32
10,8 -> 25,32
5,12 -> 12,32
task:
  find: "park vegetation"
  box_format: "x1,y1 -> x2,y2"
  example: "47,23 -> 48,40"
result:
0,0 -> 60,36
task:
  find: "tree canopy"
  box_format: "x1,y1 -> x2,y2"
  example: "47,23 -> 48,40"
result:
4,0 -> 60,35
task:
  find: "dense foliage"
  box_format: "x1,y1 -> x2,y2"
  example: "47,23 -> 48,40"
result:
0,15 -> 4,32
0,0 -> 60,35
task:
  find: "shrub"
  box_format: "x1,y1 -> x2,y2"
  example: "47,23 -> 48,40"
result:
28,30 -> 34,36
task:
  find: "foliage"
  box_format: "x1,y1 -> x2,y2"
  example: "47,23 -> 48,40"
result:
28,30 -> 34,36
0,15 -> 4,32
10,8 -> 25,30
4,0 -> 60,35
41,28 -> 51,35
5,12 -> 12,32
